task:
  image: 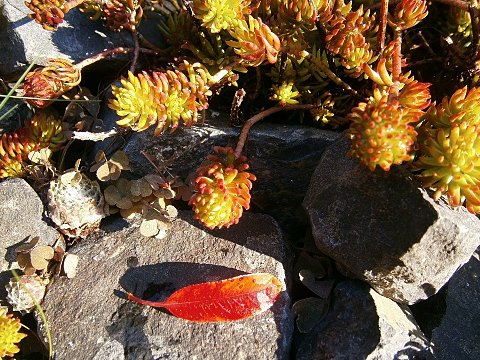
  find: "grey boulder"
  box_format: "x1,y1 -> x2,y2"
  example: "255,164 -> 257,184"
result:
37,211 -> 293,360
296,280 -> 432,360
429,249 -> 480,359
303,135 -> 480,304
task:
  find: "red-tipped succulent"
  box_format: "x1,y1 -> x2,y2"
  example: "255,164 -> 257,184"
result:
189,146 -> 256,229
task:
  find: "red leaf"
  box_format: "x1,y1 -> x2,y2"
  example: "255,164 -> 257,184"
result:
127,273 -> 282,322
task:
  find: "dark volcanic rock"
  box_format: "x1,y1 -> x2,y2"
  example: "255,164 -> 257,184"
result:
303,135 -> 480,304
429,249 -> 480,359
296,280 -> 432,360
38,211 -> 293,360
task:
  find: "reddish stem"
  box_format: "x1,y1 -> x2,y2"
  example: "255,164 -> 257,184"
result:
392,28 -> 402,96
75,47 -> 160,69
128,293 -> 166,308
378,0 -> 389,52
234,104 -> 319,158
130,31 -> 140,73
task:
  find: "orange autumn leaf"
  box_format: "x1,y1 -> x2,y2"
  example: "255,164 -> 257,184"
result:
127,273 -> 282,322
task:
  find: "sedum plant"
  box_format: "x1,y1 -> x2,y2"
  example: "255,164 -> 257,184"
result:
0,306 -> 26,358
189,146 -> 256,229
6,0 -> 480,228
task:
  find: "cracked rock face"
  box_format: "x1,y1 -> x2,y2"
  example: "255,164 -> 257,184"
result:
303,135 -> 480,304
37,211 -> 293,360
296,281 -> 432,360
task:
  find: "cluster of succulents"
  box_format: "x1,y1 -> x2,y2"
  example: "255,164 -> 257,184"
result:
0,111 -> 65,178
0,306 -> 26,358
190,146 -> 256,229
3,0 -> 480,235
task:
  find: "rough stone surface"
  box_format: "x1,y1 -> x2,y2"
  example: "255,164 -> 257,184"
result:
96,107 -> 340,230
429,249 -> 480,359
0,98 -> 32,134
296,280 -> 432,360
303,135 -> 480,304
38,211 -> 293,360
0,178 -> 60,302
0,1 -> 130,77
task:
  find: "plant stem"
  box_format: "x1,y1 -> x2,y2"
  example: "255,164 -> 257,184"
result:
234,104 -> 319,158
392,28 -> 403,96
75,47 -> 160,69
130,31 -> 140,73
431,0 -> 473,11
378,0 -> 389,52
307,55 -> 361,99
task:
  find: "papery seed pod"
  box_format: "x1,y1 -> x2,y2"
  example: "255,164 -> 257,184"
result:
25,0 -> 67,30
0,112 -> 65,179
189,146 -> 256,229
22,58 -> 81,108
0,306 -> 26,358
5,275 -> 47,314
388,0 -> 428,30
109,61 -> 212,135
226,16 -> 281,67
192,0 -> 252,33
347,93 -> 418,171
48,172 -> 106,237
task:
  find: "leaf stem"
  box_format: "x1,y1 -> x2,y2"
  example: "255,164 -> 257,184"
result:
307,55 -> 361,99
378,0 -> 389,52
130,31 -> 140,73
128,293 -> 166,308
234,104 -> 319,158
75,47 -> 161,69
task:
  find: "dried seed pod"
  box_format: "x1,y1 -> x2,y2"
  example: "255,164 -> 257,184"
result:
5,275 -> 47,314
48,171 -> 106,237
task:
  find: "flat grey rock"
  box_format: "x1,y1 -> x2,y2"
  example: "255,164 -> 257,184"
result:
0,1 -> 129,77
296,280 -> 432,360
38,211 -> 293,360
430,249 -> 480,359
0,178 -> 59,302
303,135 -> 480,304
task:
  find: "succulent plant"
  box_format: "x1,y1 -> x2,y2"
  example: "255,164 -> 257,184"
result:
347,90 -> 419,171
324,5 -> 377,77
5,275 -> 47,314
0,306 -> 26,358
25,0 -> 67,30
0,112 -> 66,179
270,82 -> 300,106
414,87 -> 480,213
109,61 -> 212,135
22,58 -> 81,108
226,16 -> 281,67
189,146 -> 256,229
191,0 -> 252,33
48,170 -> 106,237
388,0 -> 428,30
